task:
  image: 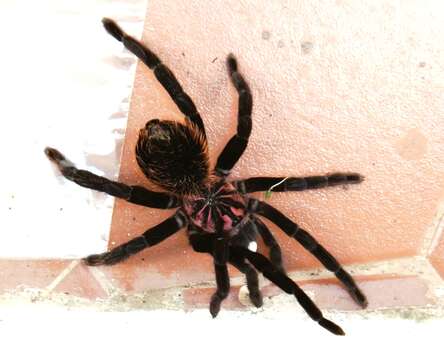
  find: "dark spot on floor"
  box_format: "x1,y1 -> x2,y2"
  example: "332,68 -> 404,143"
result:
418,61 -> 426,68
262,30 -> 271,40
301,41 -> 313,54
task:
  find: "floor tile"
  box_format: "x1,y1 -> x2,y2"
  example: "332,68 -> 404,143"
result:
108,0 -> 444,288
0,259 -> 71,294
54,263 -> 109,300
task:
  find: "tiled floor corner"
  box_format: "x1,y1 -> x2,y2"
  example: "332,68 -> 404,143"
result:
1,0 -> 444,321
104,0 -> 444,312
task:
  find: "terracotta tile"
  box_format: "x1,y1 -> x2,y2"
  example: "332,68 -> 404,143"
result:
320,276 -> 435,310
54,263 -> 108,300
264,275 -> 435,310
97,249 -> 216,293
430,230 -> 444,279
108,1 -> 444,289
183,286 -> 245,311
0,259 -> 70,293
183,275 -> 435,312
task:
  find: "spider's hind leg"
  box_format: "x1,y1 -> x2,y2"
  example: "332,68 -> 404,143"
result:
102,18 -> 206,137
215,54 -> 253,177
44,147 -> 179,208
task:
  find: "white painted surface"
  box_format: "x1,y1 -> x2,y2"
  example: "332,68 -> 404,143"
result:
0,0 -> 146,257
0,307 -> 441,360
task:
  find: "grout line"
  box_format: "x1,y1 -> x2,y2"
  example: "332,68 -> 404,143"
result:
288,256 -> 444,305
227,255 -> 444,303
284,256 -> 425,281
420,200 -> 444,257
86,266 -> 118,296
199,255 -> 442,290
45,259 -> 80,292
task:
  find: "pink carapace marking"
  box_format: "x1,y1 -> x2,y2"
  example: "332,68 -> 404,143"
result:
230,206 -> 244,217
222,214 -> 233,231
183,182 -> 247,233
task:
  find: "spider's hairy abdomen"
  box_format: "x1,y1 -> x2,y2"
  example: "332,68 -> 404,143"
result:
136,119 -> 209,195
183,182 -> 248,234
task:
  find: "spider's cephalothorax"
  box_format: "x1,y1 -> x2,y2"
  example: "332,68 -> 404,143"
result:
183,181 -> 247,234
45,18 -> 368,336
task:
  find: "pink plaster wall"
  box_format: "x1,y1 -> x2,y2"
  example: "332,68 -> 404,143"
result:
108,0 -> 444,289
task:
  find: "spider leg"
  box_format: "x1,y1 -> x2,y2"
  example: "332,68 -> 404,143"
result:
45,147 -> 179,209
249,199 -> 368,308
215,54 -> 252,177
253,217 -> 284,272
233,173 -> 364,194
229,252 -> 263,308
84,211 -> 186,265
209,238 -> 230,317
102,18 -> 206,136
188,230 -> 343,334
188,229 -> 261,309
232,246 -> 345,336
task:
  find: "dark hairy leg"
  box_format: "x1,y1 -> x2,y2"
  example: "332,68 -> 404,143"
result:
253,217 -> 284,272
229,252 -> 263,307
233,246 -> 345,335
188,232 -> 343,334
84,211 -> 186,265
215,54 -> 252,177
45,147 -> 179,209
249,199 -> 368,308
233,173 -> 364,194
102,18 -> 206,136
209,238 -> 231,317
188,229 -> 261,309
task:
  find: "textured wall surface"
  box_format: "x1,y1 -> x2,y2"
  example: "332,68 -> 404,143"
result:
1,1 -> 444,335
109,0 -> 444,293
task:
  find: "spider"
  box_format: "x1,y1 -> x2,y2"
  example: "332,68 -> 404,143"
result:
45,18 -> 367,335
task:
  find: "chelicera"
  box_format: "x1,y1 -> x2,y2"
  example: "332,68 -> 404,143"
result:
45,18 -> 367,335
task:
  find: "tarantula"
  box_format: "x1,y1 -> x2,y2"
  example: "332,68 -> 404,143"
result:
45,18 -> 367,335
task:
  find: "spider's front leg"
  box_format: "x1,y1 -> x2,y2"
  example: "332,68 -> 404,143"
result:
233,246 -> 345,336
84,211 -> 186,265
190,230 -> 344,335
233,173 -> 364,195
229,252 -> 263,308
209,238 -> 230,317
253,217 -> 284,272
189,230 -> 262,312
249,199 -> 368,308
45,147 -> 179,209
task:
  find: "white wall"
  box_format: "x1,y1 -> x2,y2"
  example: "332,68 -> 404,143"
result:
0,0 -> 146,257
